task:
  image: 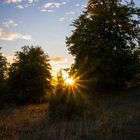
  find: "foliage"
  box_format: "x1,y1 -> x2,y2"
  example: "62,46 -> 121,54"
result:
49,88 -> 87,120
49,71 -> 87,120
0,47 -> 7,89
66,0 -> 140,90
0,47 -> 7,109
8,46 -> 52,104
55,69 -> 65,91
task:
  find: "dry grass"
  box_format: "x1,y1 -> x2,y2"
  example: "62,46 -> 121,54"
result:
0,89 -> 140,140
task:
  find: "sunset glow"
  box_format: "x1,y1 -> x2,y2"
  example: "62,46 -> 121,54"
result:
65,77 -> 75,85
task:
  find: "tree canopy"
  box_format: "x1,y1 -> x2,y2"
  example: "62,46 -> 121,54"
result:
0,47 -> 7,108
8,46 -> 52,104
0,48 -> 7,92
66,0 -> 140,90
0,47 -> 7,86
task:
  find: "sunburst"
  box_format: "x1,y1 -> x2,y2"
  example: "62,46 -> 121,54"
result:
65,77 -> 75,85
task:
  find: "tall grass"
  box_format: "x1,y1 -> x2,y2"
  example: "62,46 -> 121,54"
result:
0,89 -> 139,140
48,87 -> 88,120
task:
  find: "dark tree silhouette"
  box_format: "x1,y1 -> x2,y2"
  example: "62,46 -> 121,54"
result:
66,0 -> 140,90
0,47 -> 7,108
0,47 -> 7,88
8,46 -> 52,104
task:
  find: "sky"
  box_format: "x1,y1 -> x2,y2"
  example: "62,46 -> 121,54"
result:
0,0 -> 88,72
0,0 -> 140,73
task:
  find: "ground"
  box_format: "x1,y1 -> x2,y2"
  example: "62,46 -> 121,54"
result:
0,89 -> 140,140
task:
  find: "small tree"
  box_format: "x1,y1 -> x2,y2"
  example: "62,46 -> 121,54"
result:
56,69 -> 65,91
8,46 -> 52,104
49,69 -> 87,120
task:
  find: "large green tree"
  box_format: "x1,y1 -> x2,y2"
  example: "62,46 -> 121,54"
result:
8,46 -> 52,104
66,0 -> 140,90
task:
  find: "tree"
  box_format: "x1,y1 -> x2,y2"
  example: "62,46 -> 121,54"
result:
48,69 -> 87,120
66,0 -> 140,90
8,46 -> 52,104
56,69 -> 65,89
0,47 -> 7,109
0,47 -> 7,88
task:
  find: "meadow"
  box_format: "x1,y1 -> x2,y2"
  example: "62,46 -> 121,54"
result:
0,89 -> 139,140
0,1 -> 140,140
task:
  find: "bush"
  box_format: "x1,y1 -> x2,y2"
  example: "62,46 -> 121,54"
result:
48,87 -> 87,120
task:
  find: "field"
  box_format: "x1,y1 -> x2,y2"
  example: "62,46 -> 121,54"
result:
0,89 -> 140,140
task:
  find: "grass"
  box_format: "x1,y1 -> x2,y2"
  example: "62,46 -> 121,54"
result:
0,89 -> 140,140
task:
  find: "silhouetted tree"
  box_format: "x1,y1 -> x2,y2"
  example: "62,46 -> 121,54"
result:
0,47 -> 7,108
49,69 -> 87,120
56,69 -> 65,90
8,46 -> 52,104
66,0 -> 140,90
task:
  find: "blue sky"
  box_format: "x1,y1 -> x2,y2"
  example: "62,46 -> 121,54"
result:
0,0 -> 88,71
0,0 -> 140,72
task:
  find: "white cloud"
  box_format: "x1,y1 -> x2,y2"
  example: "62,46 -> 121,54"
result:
59,17 -> 65,22
28,0 -> 33,3
66,11 -> 75,15
5,0 -> 35,3
41,2 -> 66,12
81,4 -> 86,9
41,9 -> 54,12
21,35 -> 32,40
5,0 -> 37,9
3,19 -> 18,28
16,4 -> 24,9
47,9 -> 54,12
5,0 -> 21,3
62,1 -> 66,5
59,11 -> 75,22
76,4 -> 80,7
0,28 -> 32,41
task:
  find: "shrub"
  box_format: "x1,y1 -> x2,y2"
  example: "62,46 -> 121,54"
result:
48,87 -> 87,120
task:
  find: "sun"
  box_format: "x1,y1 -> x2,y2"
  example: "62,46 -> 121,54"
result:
62,71 -> 69,79
65,77 -> 75,85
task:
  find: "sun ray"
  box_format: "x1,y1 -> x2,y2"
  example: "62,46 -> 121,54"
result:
65,77 -> 75,85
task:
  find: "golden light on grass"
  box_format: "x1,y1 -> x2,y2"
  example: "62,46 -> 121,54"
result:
65,77 -> 75,85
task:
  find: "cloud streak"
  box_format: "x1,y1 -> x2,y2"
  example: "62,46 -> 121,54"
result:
5,0 -> 35,3
0,28 -> 32,41
66,11 -> 75,15
59,17 -> 65,22
5,0 -> 21,3
5,0 -> 37,9
3,19 -> 18,28
16,4 -> 24,9
50,57 -> 67,64
59,11 -> 75,22
41,2 -> 66,12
